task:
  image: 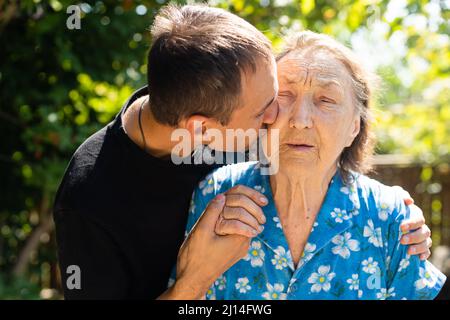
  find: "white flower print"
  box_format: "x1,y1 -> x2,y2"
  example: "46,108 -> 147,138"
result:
253,185 -> 265,194
363,219 -> 383,248
262,283 -> 287,300
311,221 -> 319,232
206,286 -> 216,300
376,287 -> 396,300
340,186 -> 351,195
308,265 -> 336,293
340,185 -> 360,210
214,275 -> 226,291
330,208 -> 351,223
273,216 -> 282,229
244,240 -> 265,267
297,243 -> 316,269
302,242 -> 316,261
199,176 -> 214,196
189,198 -> 196,215
398,255 -> 410,272
346,274 -> 359,291
415,267 -> 437,290
235,277 -> 251,293
331,232 -> 360,259
378,203 -> 391,221
362,257 -> 379,274
271,246 -> 291,270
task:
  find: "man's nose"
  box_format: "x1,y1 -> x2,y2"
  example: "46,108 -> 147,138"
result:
290,99 -> 313,129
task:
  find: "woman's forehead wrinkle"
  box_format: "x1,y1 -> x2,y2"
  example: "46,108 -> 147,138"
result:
279,53 -> 351,92
280,63 -> 344,91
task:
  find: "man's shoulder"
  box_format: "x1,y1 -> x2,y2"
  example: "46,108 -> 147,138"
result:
54,124 -> 118,212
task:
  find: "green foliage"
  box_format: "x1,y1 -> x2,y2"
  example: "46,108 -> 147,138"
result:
0,0 -> 448,298
0,275 -> 41,299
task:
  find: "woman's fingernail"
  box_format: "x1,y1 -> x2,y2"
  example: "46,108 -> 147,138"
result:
259,225 -> 264,232
260,197 -> 268,205
402,224 -> 409,231
410,247 -> 416,254
403,235 -> 409,243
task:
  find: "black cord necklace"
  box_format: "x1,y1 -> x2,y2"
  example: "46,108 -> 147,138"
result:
138,97 -> 150,153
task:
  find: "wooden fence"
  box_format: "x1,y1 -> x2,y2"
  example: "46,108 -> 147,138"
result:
370,155 -> 450,247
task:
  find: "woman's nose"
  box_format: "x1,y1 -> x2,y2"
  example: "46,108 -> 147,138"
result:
290,99 -> 313,129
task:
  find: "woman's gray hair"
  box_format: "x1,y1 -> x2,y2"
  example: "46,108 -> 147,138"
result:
277,30 -> 379,184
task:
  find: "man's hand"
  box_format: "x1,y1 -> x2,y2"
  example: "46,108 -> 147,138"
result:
396,186 -> 432,260
159,187 -> 267,300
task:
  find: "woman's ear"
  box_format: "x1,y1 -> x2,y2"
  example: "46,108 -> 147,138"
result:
345,116 -> 361,147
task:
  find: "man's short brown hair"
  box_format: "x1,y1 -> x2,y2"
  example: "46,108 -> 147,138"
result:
147,4 -> 272,126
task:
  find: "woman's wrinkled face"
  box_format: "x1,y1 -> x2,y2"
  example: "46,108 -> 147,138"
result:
270,49 -> 361,173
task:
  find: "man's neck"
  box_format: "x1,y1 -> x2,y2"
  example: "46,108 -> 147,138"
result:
122,95 -> 186,159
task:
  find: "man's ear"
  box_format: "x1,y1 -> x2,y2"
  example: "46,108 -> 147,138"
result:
345,116 -> 361,147
181,115 -> 210,146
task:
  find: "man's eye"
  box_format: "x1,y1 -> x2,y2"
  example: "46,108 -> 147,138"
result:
255,111 -> 265,118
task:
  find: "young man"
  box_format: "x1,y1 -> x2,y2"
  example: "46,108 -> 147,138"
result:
53,5 -> 432,300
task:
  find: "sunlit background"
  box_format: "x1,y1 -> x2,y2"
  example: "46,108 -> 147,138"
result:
0,0 -> 448,299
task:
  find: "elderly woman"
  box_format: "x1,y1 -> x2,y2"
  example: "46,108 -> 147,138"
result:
176,31 -> 446,299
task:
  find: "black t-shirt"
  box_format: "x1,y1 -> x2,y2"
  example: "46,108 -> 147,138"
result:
53,86 -> 219,299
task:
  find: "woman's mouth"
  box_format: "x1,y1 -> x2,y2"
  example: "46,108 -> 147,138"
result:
286,143 -> 315,152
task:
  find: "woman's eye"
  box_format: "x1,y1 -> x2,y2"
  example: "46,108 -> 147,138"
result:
319,96 -> 336,104
277,92 -> 295,103
278,91 -> 293,97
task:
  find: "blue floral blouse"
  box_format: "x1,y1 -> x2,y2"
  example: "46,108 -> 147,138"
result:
169,162 -> 446,300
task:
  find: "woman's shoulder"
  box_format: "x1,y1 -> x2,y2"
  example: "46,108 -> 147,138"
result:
196,161 -> 264,197
351,173 -> 410,226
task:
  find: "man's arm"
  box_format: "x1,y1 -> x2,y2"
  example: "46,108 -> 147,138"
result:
54,208 -> 131,299
159,186 -> 268,300
398,188 -> 433,260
